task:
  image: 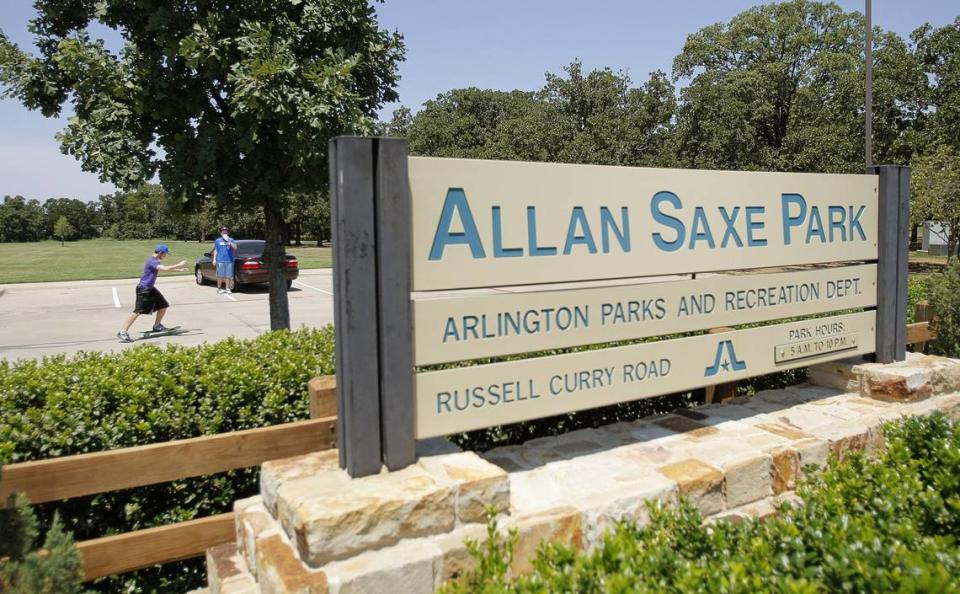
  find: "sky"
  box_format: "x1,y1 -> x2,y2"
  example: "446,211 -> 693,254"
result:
0,0 -> 957,202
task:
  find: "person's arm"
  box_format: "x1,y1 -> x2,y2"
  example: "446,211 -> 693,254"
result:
158,260 -> 187,272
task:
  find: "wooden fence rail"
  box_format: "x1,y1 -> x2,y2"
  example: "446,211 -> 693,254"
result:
907,321 -> 935,346
0,417 -> 336,504
77,513 -> 235,581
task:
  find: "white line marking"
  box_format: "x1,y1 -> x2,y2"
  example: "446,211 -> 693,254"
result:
293,280 -> 333,295
112,287 -> 121,308
223,292 -> 238,302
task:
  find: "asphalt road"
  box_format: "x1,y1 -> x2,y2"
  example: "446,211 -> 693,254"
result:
0,269 -> 335,362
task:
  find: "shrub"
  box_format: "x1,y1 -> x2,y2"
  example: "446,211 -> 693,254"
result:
929,262 -> 960,357
442,413 -> 960,593
0,327 -> 335,593
907,273 -> 931,323
0,482 -> 87,594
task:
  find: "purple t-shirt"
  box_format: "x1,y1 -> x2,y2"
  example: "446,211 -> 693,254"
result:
138,256 -> 160,289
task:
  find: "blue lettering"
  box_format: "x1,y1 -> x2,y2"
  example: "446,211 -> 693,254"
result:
805,206 -> 826,244
688,206 -> 716,249
563,207 -> 598,254
437,392 -> 452,413
527,207 -> 557,256
719,206 -> 743,248
849,206 -> 867,241
651,191 -> 685,252
781,193 -> 807,245
443,318 -> 459,343
745,206 -> 767,246
600,207 -> 631,253
429,188 -> 486,260
492,206 -> 523,258
463,315 -> 480,340
828,206 -> 847,242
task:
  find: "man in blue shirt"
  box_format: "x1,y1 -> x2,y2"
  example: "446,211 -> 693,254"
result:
117,244 -> 186,342
212,226 -> 238,294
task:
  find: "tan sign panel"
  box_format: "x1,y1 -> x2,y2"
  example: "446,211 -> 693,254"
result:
409,157 -> 878,291
413,264 -> 877,365
415,311 -> 875,438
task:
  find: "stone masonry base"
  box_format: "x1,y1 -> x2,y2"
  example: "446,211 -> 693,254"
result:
193,354 -> 960,594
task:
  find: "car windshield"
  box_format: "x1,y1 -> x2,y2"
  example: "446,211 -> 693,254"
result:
236,241 -> 265,257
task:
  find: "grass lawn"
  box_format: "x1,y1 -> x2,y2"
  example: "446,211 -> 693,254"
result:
0,239 -> 331,284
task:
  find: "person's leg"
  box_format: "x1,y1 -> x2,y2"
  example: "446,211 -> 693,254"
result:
226,262 -> 234,292
150,289 -> 170,330
120,312 -> 139,332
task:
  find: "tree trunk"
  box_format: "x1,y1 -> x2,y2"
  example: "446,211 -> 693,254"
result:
949,222 -> 960,266
264,196 -> 291,330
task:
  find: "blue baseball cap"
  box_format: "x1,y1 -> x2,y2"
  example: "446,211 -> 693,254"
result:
155,244 -> 170,254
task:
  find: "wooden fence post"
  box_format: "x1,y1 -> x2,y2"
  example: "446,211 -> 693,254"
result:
308,376 -> 337,419
914,300 -> 933,353
870,165 -> 910,363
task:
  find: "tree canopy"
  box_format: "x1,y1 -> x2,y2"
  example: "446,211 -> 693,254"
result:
392,0 -> 955,179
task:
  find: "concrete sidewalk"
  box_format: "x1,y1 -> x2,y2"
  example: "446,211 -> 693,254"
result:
0,269 -> 334,362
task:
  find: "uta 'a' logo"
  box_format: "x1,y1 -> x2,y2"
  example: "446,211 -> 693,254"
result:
704,340 -> 746,377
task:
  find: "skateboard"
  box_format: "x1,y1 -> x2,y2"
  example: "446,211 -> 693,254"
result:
140,326 -> 183,339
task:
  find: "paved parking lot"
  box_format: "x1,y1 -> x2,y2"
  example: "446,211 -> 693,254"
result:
0,269 -> 335,362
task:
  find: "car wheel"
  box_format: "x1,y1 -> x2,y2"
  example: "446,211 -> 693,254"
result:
195,267 -> 205,286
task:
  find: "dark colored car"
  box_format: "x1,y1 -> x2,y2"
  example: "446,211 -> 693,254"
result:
195,239 -> 299,289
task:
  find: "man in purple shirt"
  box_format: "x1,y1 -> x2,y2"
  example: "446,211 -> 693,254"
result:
117,244 -> 186,343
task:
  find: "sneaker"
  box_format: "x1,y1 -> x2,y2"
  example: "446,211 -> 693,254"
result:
225,289 -> 232,294
217,288 -> 226,294
152,324 -> 168,332
117,330 -> 133,343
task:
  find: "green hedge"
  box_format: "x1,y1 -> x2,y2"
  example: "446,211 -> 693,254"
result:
443,413 -> 960,593
0,328 -> 335,594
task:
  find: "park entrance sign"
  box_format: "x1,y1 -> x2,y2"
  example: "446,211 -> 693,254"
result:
329,137 -> 909,477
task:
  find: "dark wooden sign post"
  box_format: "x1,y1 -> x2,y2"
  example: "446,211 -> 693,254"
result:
329,136 -> 415,477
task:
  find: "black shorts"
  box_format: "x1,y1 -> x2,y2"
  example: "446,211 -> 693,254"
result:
134,286 -> 169,314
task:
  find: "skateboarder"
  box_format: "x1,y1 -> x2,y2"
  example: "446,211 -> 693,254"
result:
117,244 -> 186,343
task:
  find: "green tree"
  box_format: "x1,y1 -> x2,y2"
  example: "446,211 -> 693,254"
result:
0,1 -> 404,329
671,0 -> 925,172
405,62 -> 675,167
912,144 -> 960,261
0,196 -> 45,242
53,215 -> 75,246
407,87 -> 542,159
912,18 -> 960,152
539,61 -> 676,167
377,105 -> 413,137
43,198 -> 101,240
0,483 -> 86,594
